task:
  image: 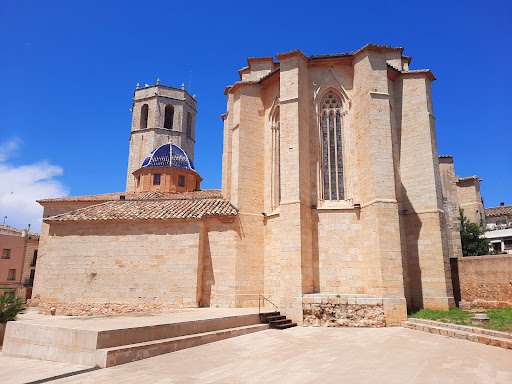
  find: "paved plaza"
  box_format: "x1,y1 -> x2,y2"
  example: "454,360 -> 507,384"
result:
2,326 -> 512,384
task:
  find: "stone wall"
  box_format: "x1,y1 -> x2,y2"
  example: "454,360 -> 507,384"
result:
303,295 -> 386,327
457,255 -> 512,308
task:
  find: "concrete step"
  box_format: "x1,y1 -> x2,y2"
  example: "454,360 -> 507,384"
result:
97,323 -> 269,367
406,318 -> 512,340
402,320 -> 512,350
275,322 -> 297,330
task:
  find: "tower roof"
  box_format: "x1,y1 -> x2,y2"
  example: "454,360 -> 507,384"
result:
141,144 -> 195,171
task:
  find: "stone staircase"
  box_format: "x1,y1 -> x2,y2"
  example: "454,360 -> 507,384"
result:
260,311 -> 297,329
3,312 -> 272,367
403,318 -> 512,350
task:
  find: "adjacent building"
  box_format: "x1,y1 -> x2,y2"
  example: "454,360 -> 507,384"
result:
485,203 -> 512,254
0,225 -> 39,299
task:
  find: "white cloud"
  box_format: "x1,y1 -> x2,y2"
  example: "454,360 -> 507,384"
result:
0,137 -> 23,162
0,138 -> 69,233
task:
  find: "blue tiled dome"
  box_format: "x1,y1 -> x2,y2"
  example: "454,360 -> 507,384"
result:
141,144 -> 195,171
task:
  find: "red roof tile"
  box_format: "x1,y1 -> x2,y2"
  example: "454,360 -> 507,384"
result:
485,205 -> 512,217
38,190 -> 223,203
44,197 -> 237,223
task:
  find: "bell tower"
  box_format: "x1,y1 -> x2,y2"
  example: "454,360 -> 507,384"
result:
125,81 -> 197,192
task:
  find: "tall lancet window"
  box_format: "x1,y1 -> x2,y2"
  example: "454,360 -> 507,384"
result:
271,107 -> 281,210
321,92 -> 344,200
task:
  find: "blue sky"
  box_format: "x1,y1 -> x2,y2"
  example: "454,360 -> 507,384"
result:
0,0 -> 511,232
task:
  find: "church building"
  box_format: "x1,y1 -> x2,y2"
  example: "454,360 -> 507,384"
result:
33,44 -> 482,326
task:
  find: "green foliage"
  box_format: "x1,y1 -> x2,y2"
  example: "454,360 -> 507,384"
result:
409,308 -> 470,321
459,208 -> 490,256
0,294 -> 26,323
485,307 -> 512,332
409,307 -> 512,332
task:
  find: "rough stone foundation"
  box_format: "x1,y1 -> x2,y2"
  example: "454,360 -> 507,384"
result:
36,301 -> 197,316
303,296 -> 386,327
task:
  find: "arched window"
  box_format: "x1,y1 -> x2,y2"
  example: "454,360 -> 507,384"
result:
186,112 -> 192,137
164,105 -> 174,129
271,106 -> 280,210
320,92 -> 344,200
140,104 -> 149,129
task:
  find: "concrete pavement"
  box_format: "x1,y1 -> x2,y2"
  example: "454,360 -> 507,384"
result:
2,326 -> 512,384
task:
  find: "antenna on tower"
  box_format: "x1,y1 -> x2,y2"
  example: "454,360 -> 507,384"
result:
189,70 -> 192,93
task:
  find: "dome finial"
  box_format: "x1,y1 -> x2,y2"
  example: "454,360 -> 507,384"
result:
136,83 -> 140,89
181,83 -> 185,90
157,78 -> 161,85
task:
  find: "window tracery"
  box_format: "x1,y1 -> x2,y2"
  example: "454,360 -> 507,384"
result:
271,106 -> 281,210
320,92 -> 344,200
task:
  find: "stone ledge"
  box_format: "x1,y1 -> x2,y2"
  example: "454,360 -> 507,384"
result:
403,318 -> 512,350
407,317 -> 512,340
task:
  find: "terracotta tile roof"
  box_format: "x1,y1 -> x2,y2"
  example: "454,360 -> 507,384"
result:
485,205 -> 512,217
0,224 -> 23,234
38,190 -> 223,203
0,224 -> 40,237
44,199 -> 237,223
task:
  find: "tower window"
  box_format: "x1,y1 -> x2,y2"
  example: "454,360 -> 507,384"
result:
186,112 -> 192,137
140,104 -> 149,129
164,105 -> 174,129
153,174 -> 161,185
137,176 -> 141,188
178,175 -> 185,187
320,92 -> 345,200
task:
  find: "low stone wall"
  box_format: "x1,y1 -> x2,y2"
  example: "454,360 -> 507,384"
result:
35,301 -> 197,316
457,255 -> 512,309
303,295 -> 386,327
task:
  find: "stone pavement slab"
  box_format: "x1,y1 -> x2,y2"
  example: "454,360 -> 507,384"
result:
2,327 -> 512,383
14,307 -> 263,331
0,355 -> 89,384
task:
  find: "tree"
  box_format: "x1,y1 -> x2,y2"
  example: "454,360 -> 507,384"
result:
458,208 -> 490,256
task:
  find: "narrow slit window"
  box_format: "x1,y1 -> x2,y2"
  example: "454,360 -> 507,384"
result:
153,174 -> 161,185
164,105 -> 174,129
186,112 -> 192,137
178,175 -> 185,187
140,104 -> 149,129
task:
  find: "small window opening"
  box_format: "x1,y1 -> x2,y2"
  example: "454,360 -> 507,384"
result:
137,176 -> 141,188
7,269 -> 16,281
186,112 -> 192,137
31,250 -> 38,266
195,180 -> 199,191
140,104 -> 149,129
178,175 -> 185,187
154,174 -> 161,185
164,105 -> 174,129
1,249 -> 10,259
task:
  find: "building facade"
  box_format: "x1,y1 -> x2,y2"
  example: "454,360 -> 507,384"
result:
33,44 -> 485,325
485,203 -> 512,254
0,225 -> 39,299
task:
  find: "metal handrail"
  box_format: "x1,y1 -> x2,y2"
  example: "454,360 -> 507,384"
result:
258,293 -> 278,315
